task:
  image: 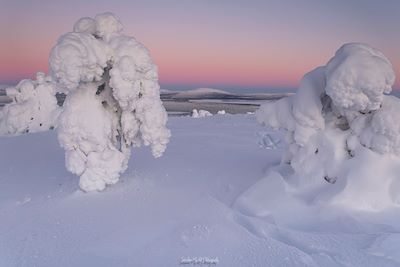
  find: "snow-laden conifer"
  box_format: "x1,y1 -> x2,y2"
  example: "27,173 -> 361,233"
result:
50,13 -> 170,191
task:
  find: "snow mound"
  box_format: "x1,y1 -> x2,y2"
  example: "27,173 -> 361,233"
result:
192,109 -> 212,118
234,171 -> 288,217
0,72 -> 61,136
257,43 -> 399,211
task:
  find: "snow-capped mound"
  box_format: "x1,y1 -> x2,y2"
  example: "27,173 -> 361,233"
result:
0,73 -> 61,136
257,43 -> 400,211
49,12 -> 170,192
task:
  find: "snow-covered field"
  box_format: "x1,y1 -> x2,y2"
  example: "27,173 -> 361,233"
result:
1,114 -> 400,266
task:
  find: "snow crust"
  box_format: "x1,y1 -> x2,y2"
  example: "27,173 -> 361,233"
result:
50,13 -> 170,191
257,43 -> 399,211
0,73 -> 60,135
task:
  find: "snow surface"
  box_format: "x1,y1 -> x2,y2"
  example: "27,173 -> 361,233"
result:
1,114 -> 400,266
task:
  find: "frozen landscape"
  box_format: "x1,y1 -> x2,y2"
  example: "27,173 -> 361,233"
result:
1,7 -> 400,267
2,114 -> 400,266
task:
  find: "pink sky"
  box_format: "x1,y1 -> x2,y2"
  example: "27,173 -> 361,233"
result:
1,1 -> 399,91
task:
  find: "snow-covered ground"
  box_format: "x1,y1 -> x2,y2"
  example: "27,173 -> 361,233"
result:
1,114 -> 400,266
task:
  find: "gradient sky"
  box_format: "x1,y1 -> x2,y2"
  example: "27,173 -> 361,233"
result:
1,0 -> 399,92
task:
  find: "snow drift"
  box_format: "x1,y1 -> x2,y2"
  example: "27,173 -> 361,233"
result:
257,43 -> 399,211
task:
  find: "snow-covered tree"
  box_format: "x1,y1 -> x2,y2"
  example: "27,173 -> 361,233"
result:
0,72 -> 61,135
257,43 -> 400,210
0,13 -> 169,192
49,13 -> 170,192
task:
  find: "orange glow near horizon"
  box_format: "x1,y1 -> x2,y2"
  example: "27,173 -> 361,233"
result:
1,39 -> 399,90
3,33 -> 399,91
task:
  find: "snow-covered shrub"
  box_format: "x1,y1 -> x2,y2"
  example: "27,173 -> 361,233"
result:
50,13 -> 170,192
192,109 -> 212,118
0,72 -> 61,135
257,43 -> 400,210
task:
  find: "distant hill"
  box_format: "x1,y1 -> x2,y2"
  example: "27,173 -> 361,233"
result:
161,88 -> 292,101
